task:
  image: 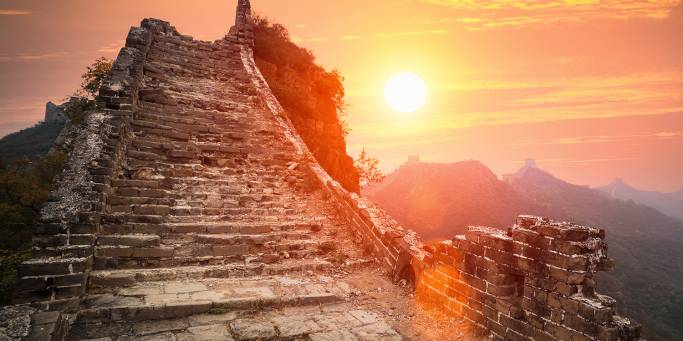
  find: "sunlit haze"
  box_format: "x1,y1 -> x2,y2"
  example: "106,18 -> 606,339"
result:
384,72 -> 428,113
1,0 -> 682,191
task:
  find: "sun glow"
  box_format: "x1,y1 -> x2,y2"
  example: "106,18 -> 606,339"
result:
384,72 -> 428,113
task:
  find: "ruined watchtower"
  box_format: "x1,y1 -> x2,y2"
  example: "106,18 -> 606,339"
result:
229,0 -> 254,46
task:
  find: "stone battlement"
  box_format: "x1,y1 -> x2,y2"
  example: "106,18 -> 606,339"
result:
7,1 -> 641,340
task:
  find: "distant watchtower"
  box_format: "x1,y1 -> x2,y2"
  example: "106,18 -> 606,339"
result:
230,0 -> 254,46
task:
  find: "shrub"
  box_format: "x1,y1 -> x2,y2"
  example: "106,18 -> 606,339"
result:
0,151 -> 66,305
355,149 -> 385,186
252,14 -> 349,135
78,57 -> 113,99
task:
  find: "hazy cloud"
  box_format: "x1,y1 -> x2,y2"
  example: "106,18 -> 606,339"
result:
97,40 -> 125,53
418,0 -> 681,29
0,52 -> 69,62
0,9 -> 31,16
513,132 -> 683,146
375,29 -> 449,38
340,35 -> 365,40
291,36 -> 328,43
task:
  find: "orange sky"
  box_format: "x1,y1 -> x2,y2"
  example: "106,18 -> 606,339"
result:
1,0 -> 682,191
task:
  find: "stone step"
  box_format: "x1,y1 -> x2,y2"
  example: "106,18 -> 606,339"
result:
13,257 -> 93,304
97,234 -> 162,247
33,245 -> 94,259
18,257 -> 92,278
113,187 -> 169,198
68,303 -> 402,341
32,234 -> 96,248
192,231 -> 314,245
102,211 -> 311,225
93,252 -> 325,271
69,275 -> 376,341
168,222 -> 324,234
93,239 -> 327,270
108,195 -> 174,206
89,259 -> 332,289
108,193 -> 295,209
100,221 -> 323,235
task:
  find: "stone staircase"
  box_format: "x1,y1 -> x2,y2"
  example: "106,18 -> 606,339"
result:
50,8 -> 405,341
87,32 -> 339,274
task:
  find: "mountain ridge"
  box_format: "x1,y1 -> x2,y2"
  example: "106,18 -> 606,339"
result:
597,178 -> 683,221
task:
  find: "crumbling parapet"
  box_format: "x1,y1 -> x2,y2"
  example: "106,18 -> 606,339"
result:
12,18 -> 165,311
415,216 -> 640,340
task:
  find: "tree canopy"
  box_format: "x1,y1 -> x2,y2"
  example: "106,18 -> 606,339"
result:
354,149 -> 385,186
252,14 -> 348,135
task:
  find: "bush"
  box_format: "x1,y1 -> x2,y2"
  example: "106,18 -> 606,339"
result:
63,97 -> 95,125
252,14 -> 349,135
355,149 -> 385,186
78,57 -> 113,99
0,151 -> 65,305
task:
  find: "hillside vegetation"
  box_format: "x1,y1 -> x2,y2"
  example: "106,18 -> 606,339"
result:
0,152 -> 66,304
252,15 -> 360,192
0,121 -> 65,161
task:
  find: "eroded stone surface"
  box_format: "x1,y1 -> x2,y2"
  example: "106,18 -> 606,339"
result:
0,305 -> 35,340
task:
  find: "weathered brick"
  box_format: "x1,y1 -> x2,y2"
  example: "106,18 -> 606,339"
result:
596,325 -> 619,341
212,245 -> 249,256
564,314 -> 597,336
132,247 -> 174,258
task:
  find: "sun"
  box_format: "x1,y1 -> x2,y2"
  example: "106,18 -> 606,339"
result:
384,72 -> 428,113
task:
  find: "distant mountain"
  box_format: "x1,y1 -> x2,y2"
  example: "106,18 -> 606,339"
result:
363,160 -> 541,239
598,178 -> 683,221
365,159 -> 683,340
0,121 -> 65,162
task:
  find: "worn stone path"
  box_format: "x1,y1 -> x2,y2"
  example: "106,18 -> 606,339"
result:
61,18 -> 423,341
69,275 -> 403,340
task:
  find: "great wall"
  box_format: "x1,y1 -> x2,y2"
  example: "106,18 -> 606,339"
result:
0,1 -> 643,340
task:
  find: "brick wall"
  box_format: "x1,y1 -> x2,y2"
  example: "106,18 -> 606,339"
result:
13,18 -> 165,311
415,216 -> 641,340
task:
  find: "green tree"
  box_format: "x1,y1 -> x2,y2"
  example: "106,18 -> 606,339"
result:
354,149 -> 385,186
252,14 -> 348,134
65,57 -> 112,124
78,57 -> 113,99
